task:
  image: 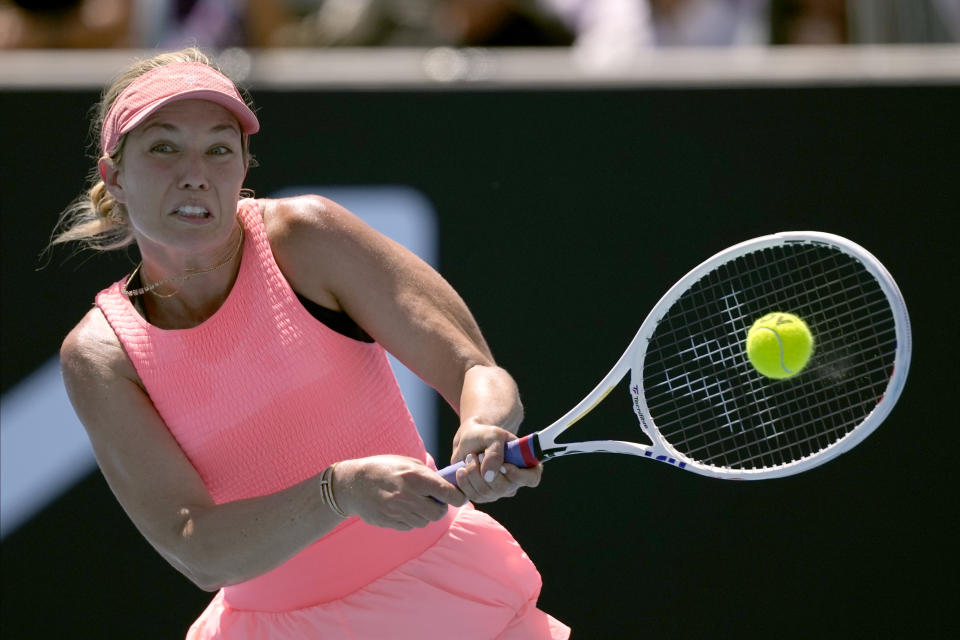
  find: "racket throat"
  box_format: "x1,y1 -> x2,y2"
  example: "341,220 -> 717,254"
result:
537,439 -> 570,462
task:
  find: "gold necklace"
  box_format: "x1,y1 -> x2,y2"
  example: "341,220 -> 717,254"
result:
122,226 -> 245,298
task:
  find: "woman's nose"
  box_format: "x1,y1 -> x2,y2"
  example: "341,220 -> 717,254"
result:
178,154 -> 209,190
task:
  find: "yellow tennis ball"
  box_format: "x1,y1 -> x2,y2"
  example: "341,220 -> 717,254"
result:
746,312 -> 815,379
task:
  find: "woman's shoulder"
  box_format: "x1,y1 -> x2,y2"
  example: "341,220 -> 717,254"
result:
259,195 -> 376,267
258,195 -> 358,240
256,195 -> 361,311
60,307 -> 138,387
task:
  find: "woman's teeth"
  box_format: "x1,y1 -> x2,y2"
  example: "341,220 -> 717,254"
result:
176,206 -> 209,217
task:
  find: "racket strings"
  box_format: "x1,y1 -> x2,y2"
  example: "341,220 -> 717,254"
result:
646,313 -> 897,407
676,305 -> 891,464
648,342 -> 895,434
662,357 -> 896,464
641,242 -> 898,471
649,248 -> 881,344
663,371 -> 890,465
696,249 -> 892,460
646,272 -> 895,415
646,297 -> 894,387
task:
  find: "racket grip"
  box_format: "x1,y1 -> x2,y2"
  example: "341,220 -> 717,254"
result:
436,436 -> 539,488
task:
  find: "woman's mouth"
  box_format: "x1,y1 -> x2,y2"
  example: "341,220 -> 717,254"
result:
174,205 -> 210,218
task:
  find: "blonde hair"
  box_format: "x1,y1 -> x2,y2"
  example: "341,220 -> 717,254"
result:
50,48 -> 255,252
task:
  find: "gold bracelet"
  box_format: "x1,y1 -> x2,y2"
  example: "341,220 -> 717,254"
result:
320,463 -> 347,518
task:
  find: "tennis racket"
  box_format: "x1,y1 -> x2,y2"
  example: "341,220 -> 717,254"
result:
438,231 -> 911,482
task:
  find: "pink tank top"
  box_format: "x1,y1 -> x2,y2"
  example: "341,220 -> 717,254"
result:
96,199 -> 454,610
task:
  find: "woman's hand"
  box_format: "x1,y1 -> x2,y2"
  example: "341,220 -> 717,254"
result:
333,455 -> 466,530
451,419 -> 542,504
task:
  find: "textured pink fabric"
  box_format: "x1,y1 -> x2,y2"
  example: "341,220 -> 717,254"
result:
95,199 -> 569,639
222,502 -> 456,612
100,61 -> 259,155
188,506 -> 569,640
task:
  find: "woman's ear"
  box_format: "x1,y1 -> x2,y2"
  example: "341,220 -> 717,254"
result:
98,156 -> 126,204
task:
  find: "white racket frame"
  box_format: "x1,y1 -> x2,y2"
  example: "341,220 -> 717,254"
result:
532,231 -> 912,480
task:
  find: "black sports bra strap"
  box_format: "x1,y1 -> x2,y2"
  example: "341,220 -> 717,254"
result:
294,292 -> 374,343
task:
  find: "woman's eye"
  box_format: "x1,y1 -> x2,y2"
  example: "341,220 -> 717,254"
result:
209,145 -> 232,156
150,143 -> 174,153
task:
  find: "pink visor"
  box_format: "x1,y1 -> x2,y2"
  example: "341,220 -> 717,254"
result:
100,61 -> 259,156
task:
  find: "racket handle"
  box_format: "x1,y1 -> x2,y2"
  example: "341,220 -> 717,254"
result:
437,435 -> 539,488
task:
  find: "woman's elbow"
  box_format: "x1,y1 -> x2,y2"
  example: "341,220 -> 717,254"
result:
163,545 -> 228,592
192,576 -> 226,593
164,511 -> 231,592
170,552 -> 231,592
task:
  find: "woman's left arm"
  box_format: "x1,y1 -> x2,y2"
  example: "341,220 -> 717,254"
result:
266,196 -> 541,503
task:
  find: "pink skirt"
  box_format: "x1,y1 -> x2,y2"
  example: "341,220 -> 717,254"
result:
187,505 -> 569,639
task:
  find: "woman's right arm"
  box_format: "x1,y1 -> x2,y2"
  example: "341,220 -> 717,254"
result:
60,309 -> 463,591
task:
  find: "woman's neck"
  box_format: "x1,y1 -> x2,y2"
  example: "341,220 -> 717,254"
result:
139,264 -> 241,329
133,224 -> 245,329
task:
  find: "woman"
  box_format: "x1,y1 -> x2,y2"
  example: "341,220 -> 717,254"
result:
55,48 -> 569,639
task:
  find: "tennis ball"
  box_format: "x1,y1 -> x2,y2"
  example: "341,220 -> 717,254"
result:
746,312 -> 814,379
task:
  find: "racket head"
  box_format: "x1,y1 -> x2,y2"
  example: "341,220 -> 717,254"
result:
631,231 -> 911,480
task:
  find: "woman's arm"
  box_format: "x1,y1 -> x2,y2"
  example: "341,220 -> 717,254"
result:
266,195 -> 542,503
60,309 -> 463,590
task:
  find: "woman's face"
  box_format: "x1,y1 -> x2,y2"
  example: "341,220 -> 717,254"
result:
103,99 -> 247,257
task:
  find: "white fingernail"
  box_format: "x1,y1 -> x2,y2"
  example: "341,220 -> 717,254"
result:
465,454 -> 475,464
500,466 -> 506,474
484,470 -> 495,483
478,453 -> 485,463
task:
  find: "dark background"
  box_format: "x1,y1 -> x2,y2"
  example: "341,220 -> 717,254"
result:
3,82 -> 958,638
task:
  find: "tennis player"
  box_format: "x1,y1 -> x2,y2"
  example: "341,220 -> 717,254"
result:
55,48 -> 569,639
